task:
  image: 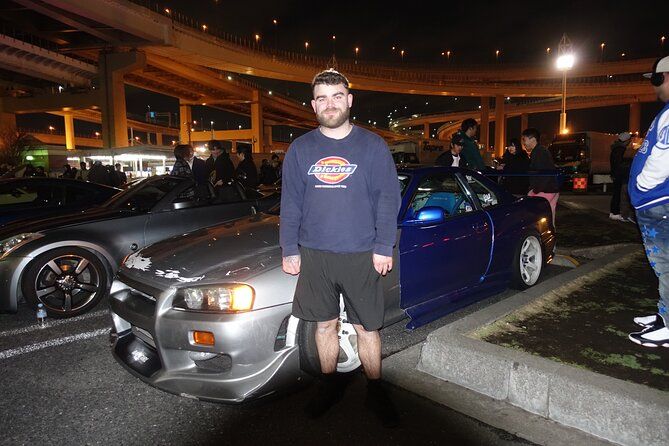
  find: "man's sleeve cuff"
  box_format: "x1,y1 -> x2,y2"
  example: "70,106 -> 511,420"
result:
373,244 -> 393,257
281,246 -> 299,258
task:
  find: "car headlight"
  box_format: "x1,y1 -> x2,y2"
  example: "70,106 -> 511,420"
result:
172,284 -> 255,313
0,233 -> 44,259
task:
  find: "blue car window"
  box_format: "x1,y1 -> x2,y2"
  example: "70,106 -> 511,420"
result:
464,175 -> 499,208
408,173 -> 474,218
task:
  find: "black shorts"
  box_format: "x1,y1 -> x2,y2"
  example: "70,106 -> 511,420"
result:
292,247 -> 384,331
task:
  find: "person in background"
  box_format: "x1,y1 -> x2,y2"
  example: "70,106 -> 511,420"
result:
523,127 -> 559,225
34,166 -> 47,177
454,118 -> 484,170
435,134 -> 465,167
114,163 -> 127,186
259,158 -> 278,185
88,161 -> 112,185
170,144 -> 195,178
235,146 -> 258,189
75,161 -> 89,181
205,139 -> 235,190
499,138 -> 530,195
61,163 -> 76,179
609,132 -> 633,221
627,55 -> 669,347
271,153 -> 283,179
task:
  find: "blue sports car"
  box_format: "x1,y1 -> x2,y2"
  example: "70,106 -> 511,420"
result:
109,166 -> 555,403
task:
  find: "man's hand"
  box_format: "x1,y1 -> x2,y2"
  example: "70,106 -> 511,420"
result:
373,254 -> 393,276
282,255 -> 301,275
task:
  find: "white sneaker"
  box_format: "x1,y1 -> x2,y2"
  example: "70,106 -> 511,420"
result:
629,326 -> 669,347
609,213 -> 625,221
633,314 -> 662,328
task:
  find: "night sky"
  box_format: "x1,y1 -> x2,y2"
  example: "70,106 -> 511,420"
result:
18,0 -> 669,143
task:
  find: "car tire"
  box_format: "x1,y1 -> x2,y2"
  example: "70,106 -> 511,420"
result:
511,231 -> 544,290
22,247 -> 109,318
297,307 -> 362,376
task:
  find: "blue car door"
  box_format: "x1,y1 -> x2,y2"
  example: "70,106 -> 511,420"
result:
398,171 -> 492,327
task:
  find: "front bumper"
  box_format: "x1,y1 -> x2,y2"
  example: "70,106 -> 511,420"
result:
109,277 -> 303,403
0,256 -> 30,312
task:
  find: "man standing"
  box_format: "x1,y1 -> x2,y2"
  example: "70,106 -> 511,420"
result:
205,139 -> 235,189
114,163 -> 127,186
628,56 -> 669,347
455,118 -> 485,170
435,134 -> 465,167
280,69 -> 401,425
523,127 -> 560,225
609,132 -> 633,221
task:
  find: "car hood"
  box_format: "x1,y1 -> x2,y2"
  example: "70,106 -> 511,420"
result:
120,213 -> 282,288
0,207 -> 135,239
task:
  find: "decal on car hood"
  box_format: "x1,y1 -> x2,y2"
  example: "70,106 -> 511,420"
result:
154,269 -> 205,283
124,252 -> 152,271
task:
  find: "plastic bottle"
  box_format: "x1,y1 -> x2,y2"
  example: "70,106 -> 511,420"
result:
36,303 -> 47,328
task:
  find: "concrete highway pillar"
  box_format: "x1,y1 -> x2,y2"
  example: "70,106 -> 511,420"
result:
424,123 -> 430,139
480,97 -> 490,150
629,102 -> 641,135
0,112 -> 16,134
495,95 -> 506,157
251,90 -> 263,153
179,104 -> 192,144
264,125 -> 273,148
520,113 -> 529,133
156,132 -> 163,146
63,112 -> 75,150
99,51 -> 146,149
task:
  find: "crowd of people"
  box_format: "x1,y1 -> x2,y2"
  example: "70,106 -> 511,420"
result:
1,160 -> 128,187
169,140 -> 282,192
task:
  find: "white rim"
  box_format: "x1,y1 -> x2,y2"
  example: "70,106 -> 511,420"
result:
336,305 -> 361,373
520,236 -> 542,286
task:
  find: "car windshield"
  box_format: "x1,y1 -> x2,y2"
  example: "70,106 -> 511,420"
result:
102,176 -> 184,212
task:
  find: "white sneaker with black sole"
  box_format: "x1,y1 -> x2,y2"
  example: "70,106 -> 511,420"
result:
629,325 -> 669,348
633,314 -> 663,328
609,213 -> 625,221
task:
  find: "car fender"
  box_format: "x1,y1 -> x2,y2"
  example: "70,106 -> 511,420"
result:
7,239 -> 117,310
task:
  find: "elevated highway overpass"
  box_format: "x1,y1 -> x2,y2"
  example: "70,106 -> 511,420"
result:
0,0 -> 660,156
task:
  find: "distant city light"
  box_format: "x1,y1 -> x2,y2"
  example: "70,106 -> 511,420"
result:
164,8 -> 170,14
202,24 -> 207,31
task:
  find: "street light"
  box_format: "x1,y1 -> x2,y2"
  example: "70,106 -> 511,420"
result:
48,125 -> 55,134
304,41 -> 309,53
210,120 -> 214,138
556,34 -> 575,134
600,42 -> 605,62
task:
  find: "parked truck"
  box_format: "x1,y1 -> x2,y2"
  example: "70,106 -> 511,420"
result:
547,131 -> 619,189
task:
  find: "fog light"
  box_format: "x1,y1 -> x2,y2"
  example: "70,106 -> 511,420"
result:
192,331 -> 215,346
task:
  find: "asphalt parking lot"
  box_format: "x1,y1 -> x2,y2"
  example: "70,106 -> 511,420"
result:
0,263 -> 568,446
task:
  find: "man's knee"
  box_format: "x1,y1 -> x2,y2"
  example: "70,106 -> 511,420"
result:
352,324 -> 378,338
316,319 -> 338,334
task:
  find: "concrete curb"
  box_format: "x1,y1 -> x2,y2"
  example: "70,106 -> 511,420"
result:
385,244 -> 669,446
383,345 -> 615,446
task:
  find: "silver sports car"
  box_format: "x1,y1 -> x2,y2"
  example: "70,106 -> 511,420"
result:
110,167 -> 555,403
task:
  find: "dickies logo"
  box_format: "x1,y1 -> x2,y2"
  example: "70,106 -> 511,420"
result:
308,156 -> 357,184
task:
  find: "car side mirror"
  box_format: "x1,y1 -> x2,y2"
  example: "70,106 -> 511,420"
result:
402,206 -> 445,226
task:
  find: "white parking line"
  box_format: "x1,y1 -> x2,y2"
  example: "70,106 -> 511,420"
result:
0,309 -> 109,338
0,328 -> 110,360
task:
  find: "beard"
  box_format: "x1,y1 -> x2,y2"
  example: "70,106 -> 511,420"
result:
317,106 -> 350,129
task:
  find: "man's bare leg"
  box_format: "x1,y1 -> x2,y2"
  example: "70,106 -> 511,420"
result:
353,323 -> 398,427
305,318 -> 345,418
315,318 -> 339,373
352,324 -> 381,379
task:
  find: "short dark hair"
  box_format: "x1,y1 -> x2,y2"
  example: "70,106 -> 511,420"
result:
174,144 -> 192,160
461,118 -> 478,132
521,128 -> 541,141
271,153 -> 280,161
311,69 -> 350,94
208,139 -> 231,152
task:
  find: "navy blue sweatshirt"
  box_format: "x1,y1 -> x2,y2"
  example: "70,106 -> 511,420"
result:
280,125 -> 401,258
